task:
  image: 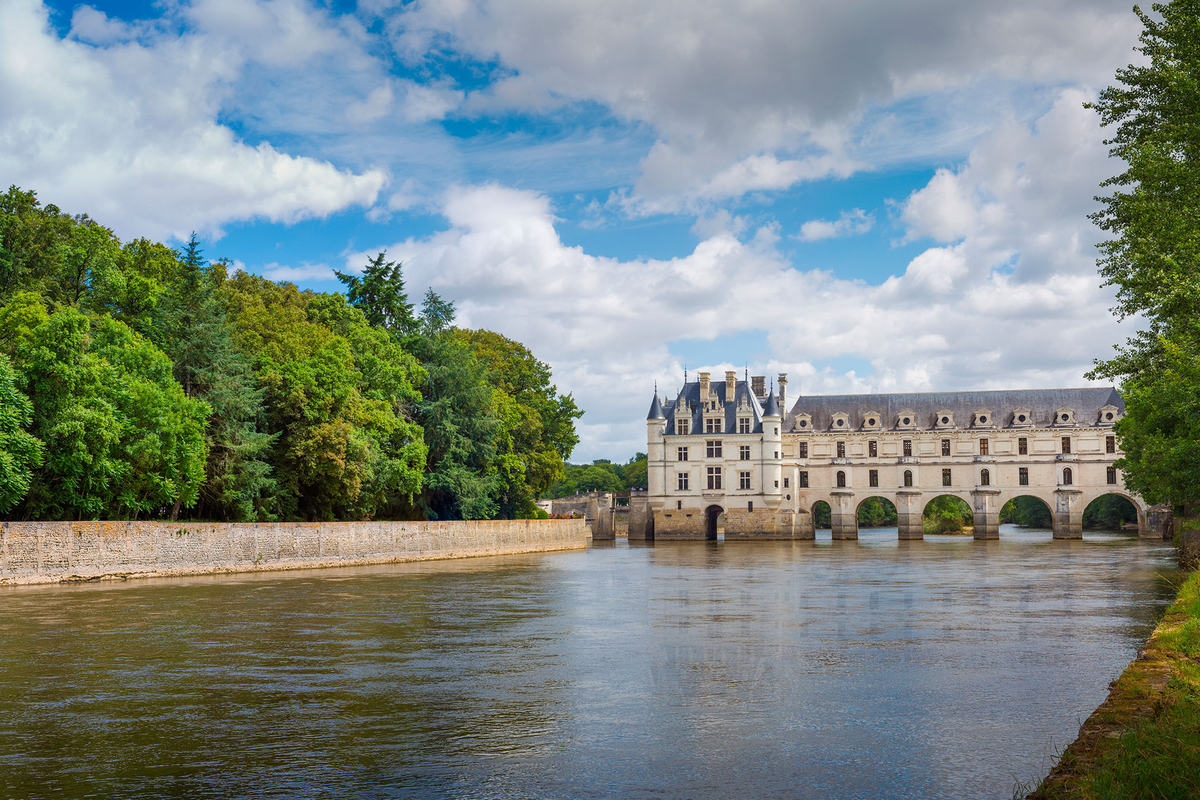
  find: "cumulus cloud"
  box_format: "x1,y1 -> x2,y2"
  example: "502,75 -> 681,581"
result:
798,208 -> 875,242
0,0 -> 386,240
389,0 -> 1141,209
343,91 -> 1124,458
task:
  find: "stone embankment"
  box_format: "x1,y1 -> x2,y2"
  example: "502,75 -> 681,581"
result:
0,519 -> 590,585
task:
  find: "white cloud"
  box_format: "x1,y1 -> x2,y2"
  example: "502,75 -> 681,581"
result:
798,208 -> 875,242
1,0 -> 386,241
346,93 -> 1126,459
260,262 -> 338,282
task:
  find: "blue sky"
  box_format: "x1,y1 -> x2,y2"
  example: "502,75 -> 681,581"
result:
2,0 -> 1148,460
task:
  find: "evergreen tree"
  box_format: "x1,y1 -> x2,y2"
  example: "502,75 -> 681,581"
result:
335,252 -> 418,337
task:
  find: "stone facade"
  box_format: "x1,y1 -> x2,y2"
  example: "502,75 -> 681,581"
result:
0,519 -> 589,585
636,374 -> 1169,541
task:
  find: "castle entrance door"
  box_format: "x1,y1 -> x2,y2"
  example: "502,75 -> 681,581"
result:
705,505 -> 724,541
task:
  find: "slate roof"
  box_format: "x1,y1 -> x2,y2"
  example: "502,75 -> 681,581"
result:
784,387 -> 1123,432
646,392 -> 665,420
660,379 -> 769,435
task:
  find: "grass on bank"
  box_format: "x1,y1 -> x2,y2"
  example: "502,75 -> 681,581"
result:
1030,568 -> 1200,799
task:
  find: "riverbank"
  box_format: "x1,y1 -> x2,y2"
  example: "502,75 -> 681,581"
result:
1028,566 -> 1200,799
0,518 -> 589,585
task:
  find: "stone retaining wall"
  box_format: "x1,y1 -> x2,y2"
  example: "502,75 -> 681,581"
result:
0,519 -> 590,585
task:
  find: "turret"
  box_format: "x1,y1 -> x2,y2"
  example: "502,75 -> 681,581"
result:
762,389 -> 783,508
646,388 -> 668,499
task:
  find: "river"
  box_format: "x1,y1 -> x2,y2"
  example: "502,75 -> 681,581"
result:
0,526 -> 1179,799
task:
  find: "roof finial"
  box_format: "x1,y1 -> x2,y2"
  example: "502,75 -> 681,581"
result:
654,380 -> 658,394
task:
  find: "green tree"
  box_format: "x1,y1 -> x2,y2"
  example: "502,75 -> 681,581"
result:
0,353 -> 43,513
621,452 -> 648,490
923,495 -> 972,533
999,496 -> 1053,528
334,252 -> 417,337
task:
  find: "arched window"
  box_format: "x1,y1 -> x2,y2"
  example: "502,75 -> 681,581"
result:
1062,467 -> 1073,486
836,470 -> 846,488
980,468 -> 990,486
903,470 -> 913,487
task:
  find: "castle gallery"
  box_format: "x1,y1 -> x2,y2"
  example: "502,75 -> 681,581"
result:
640,372 -> 1169,541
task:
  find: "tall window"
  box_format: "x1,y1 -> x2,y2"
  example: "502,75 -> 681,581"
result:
980,468 -> 990,486
1019,467 -> 1029,486
677,419 -> 689,435
1107,466 -> 1118,485
799,471 -> 809,488
979,439 -> 989,456
836,471 -> 846,488
739,445 -> 750,460
942,468 -> 952,486
706,440 -> 722,458
783,477 -> 789,488
1106,435 -> 1116,454
677,473 -> 689,491
869,469 -> 879,488
1018,437 -> 1028,455
836,441 -> 846,458
798,442 -> 809,458
1062,467 -> 1073,485
707,466 -> 723,490
739,471 -> 751,490
941,439 -> 951,456
903,470 -> 913,487
738,417 -> 751,434
1061,436 -> 1071,454
903,439 -> 912,457
677,446 -> 688,461
706,417 -> 720,433
869,440 -> 878,458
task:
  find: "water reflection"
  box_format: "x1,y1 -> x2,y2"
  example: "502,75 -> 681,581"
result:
0,525 -> 1178,799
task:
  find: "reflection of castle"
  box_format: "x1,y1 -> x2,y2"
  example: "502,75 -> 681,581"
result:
634,372 -> 1170,541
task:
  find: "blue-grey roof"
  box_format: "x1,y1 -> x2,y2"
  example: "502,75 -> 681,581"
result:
663,379 -> 767,435
784,387 -> 1123,431
763,390 -> 780,417
646,392 -> 665,420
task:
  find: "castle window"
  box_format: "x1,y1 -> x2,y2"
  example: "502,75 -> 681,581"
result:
902,417 -> 911,425
836,419 -> 845,427
748,501 -> 753,511
869,469 -> 879,488
869,440 -> 878,457
903,439 -> 912,457
903,470 -> 913,487
739,471 -> 751,490
706,440 -> 722,458
798,419 -> 808,428
868,417 -> 877,426
1018,414 -> 1027,423
979,439 -> 989,456
1107,466 -> 1117,485
1062,437 -> 1071,454
677,419 -> 689,435
707,467 -> 723,490
1106,435 -> 1116,454
980,469 -> 990,486
837,441 -> 846,458
706,417 -> 720,433
1018,437 -> 1028,455
799,471 -> 809,488
738,417 -> 751,434
941,439 -> 951,456
783,477 -> 790,488
677,446 -> 688,461
1062,467 -> 1073,486
942,468 -> 952,486
1019,467 -> 1029,486
677,500 -> 682,510
1106,412 -> 1114,421
677,473 -> 689,491
798,442 -> 808,458
739,445 -> 750,461
836,471 -> 846,488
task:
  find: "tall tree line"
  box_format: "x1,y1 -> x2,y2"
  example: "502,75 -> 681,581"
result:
0,187 -> 581,522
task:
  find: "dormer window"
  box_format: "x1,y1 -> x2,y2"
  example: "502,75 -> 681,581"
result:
1010,408 -> 1032,428
973,410 -> 993,428
1055,407 -> 1076,427
830,412 -> 849,430
897,410 -> 917,429
935,410 -> 955,429
737,416 -> 751,434
793,413 -> 812,431
1097,405 -> 1120,426
862,411 -> 882,430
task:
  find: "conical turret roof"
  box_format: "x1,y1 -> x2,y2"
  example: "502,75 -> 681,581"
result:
647,391 -> 665,420
763,390 -> 781,417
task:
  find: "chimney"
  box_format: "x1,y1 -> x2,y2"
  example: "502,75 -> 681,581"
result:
725,371 -> 737,403
698,372 -> 710,402
777,373 -> 788,409
751,375 -> 765,398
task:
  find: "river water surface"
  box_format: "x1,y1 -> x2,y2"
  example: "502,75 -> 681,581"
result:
0,526 -> 1180,799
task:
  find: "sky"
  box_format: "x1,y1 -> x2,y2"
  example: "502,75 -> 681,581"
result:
1,0 -> 1150,461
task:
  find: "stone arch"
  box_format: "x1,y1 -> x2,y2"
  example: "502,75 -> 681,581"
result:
921,493 -> 973,534
811,500 -> 832,530
1081,493 -> 1140,532
998,494 -> 1055,531
855,495 -> 898,528
704,504 -> 724,541
1080,489 -> 1148,533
